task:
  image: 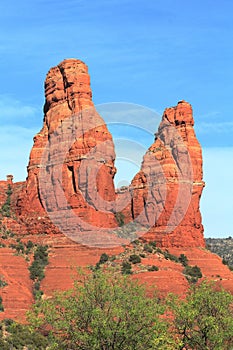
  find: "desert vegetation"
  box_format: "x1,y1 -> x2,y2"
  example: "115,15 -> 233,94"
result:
0,270 -> 232,349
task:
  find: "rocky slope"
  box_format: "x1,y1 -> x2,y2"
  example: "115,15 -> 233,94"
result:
206,237 -> 233,268
0,58 -> 232,321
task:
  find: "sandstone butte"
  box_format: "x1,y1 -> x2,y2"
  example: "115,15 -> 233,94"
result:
0,58 -> 232,321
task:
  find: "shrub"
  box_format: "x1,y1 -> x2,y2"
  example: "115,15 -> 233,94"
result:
0,279 -> 7,288
184,265 -> 202,283
121,261 -> 132,275
129,254 -> 141,264
0,296 -> 4,312
149,241 -> 157,249
0,184 -> 12,218
29,245 -> 49,282
99,253 -> 109,264
169,281 -> 233,349
148,265 -> 159,272
143,244 -> 153,253
163,251 -> 179,262
29,270 -> 169,349
179,254 -> 188,266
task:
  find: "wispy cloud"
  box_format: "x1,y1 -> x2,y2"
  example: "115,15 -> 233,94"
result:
197,121 -> 233,134
0,95 -> 39,126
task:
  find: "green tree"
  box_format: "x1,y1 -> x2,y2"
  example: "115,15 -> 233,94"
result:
178,253 -> 188,266
0,320 -> 49,349
129,254 -> 141,264
29,269 -> 173,350
168,281 -> 233,349
0,184 -> 12,217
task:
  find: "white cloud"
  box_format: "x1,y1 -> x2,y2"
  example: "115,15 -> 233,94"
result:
0,95 -> 39,124
197,121 -> 233,134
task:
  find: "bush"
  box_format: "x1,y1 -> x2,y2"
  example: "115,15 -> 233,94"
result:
0,279 -> 7,288
163,251 -> 179,263
99,253 -> 109,264
149,241 -> 157,249
184,265 -> 202,283
0,184 -> 12,218
26,240 -> 34,249
0,321 -> 49,349
121,261 -> 132,275
143,244 -> 153,253
178,254 -> 188,266
129,254 -> 141,264
148,265 -> 159,272
169,281 -> 233,349
29,245 -> 49,282
29,270 -> 169,349
0,296 -> 4,312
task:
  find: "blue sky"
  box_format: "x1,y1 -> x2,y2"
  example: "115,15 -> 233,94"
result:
0,0 -> 232,237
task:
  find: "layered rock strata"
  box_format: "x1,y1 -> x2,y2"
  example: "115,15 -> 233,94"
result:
14,59 -> 205,248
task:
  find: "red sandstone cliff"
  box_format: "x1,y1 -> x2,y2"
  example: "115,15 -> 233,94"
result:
14,59 -> 205,248
16,59 -> 119,241
0,58 -> 232,322
125,100 -> 205,247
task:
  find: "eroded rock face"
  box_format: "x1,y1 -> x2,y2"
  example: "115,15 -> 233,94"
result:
16,59 -> 118,236
15,60 -> 204,248
0,59 -> 232,322
121,101 -> 205,247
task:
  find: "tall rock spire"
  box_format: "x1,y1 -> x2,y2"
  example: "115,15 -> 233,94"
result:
121,100 -> 205,247
16,59 -> 205,248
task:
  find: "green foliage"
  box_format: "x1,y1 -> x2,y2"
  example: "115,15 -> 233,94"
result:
114,211 -> 125,227
168,281 -> 233,349
0,184 -> 12,218
184,265 -> 202,283
222,258 -> 228,265
129,254 -> 141,264
0,296 -> 4,312
163,250 -> 179,262
99,253 -> 109,264
29,270 -> 170,350
0,278 -> 7,288
15,241 -> 25,254
143,244 -> 153,253
148,241 -> 157,249
121,261 -> 132,275
29,245 -> 49,282
178,253 -> 188,266
0,320 -> 49,349
147,265 -> 159,272
132,239 -> 140,245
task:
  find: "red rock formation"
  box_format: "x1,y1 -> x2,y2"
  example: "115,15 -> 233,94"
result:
1,58 -> 231,323
0,248 -> 33,322
16,59 -> 119,241
14,60 -> 205,249
120,100 -> 205,248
